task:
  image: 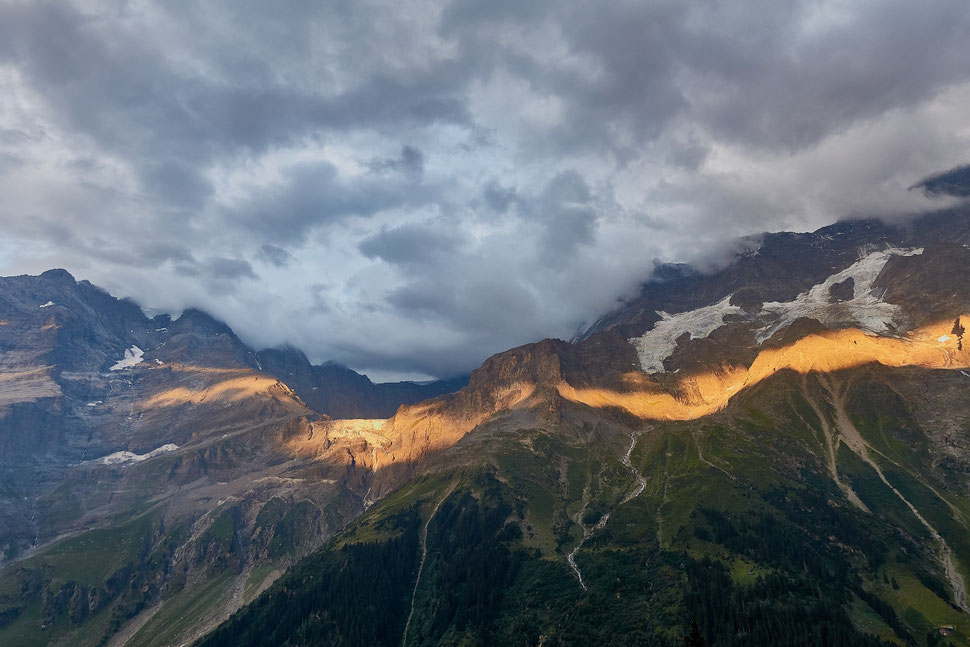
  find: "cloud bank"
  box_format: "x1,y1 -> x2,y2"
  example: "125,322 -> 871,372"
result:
0,0 -> 968,380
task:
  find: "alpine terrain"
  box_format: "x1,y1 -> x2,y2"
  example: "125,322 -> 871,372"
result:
3,203 -> 970,646
0,273 -> 465,647
200,204 -> 970,647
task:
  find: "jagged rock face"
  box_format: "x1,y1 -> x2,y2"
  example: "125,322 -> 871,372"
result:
0,273 -> 296,510
876,242 -> 970,327
581,208 -> 970,342
0,277 -> 357,646
574,210 -> 970,379
917,164 -> 970,198
0,271 -> 466,493
255,346 -> 468,419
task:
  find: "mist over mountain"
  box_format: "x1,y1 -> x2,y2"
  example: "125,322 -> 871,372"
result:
917,165 -> 970,199
197,206 -> 970,647
0,268 -> 468,645
4,1 -> 970,645
2,1 -> 970,380
2,204 -> 970,645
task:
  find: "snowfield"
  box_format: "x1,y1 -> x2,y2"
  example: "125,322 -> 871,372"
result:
110,345 -> 145,370
630,295 -> 743,373
757,247 -> 922,342
629,247 -> 923,373
94,443 -> 179,465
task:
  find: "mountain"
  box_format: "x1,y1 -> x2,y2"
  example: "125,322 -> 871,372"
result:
916,165 -> 970,198
0,273 -> 465,647
254,346 -> 467,419
4,203 -> 970,647
197,205 -> 970,646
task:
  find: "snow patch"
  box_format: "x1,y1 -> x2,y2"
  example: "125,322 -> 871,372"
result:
93,443 -> 179,465
154,358 -> 164,365
757,247 -> 923,343
110,346 -> 145,371
938,335 -> 952,344
630,295 -> 743,373
85,401 -> 103,407
39,301 -> 54,308
627,246 -> 924,373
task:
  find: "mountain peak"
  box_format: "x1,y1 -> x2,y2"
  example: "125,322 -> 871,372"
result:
173,307 -> 234,332
914,163 -> 970,198
38,268 -> 76,283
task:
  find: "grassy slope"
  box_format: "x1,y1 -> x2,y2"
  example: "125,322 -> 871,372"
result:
0,488 -> 329,647
6,367 -> 969,646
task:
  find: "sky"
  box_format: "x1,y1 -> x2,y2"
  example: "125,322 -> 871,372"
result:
0,0 -> 968,381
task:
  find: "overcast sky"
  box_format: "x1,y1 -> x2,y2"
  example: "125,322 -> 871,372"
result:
1,0 -> 968,381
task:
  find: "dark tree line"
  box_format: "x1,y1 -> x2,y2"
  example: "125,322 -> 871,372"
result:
197,507 -> 422,647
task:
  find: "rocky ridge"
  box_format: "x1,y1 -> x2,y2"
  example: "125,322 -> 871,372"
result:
0,271 -> 465,646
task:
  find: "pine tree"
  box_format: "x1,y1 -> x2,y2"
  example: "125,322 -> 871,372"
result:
684,618 -> 706,647
953,317 -> 965,351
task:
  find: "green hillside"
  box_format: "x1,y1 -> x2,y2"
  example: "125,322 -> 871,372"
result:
199,368 -> 970,646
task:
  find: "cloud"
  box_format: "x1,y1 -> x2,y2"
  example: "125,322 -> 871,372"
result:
224,159 -> 438,245
202,257 -> 257,281
533,170 -> 598,262
359,222 -> 465,267
259,244 -> 293,267
481,180 -> 520,214
0,0 -> 969,379
369,145 -> 426,179
142,161 -> 214,209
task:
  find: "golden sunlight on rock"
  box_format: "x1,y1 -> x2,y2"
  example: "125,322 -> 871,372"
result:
286,419 -> 390,458
282,383 -> 540,472
139,373 -> 291,408
273,317 -> 970,474
561,315 -> 970,421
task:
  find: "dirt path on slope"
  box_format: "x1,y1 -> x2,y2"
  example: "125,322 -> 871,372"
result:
655,450 -> 671,548
402,480 -> 458,647
800,374 -> 870,512
818,374 -> 969,612
566,494 -> 610,591
692,431 -> 737,483
621,431 -> 647,504
567,432 -> 648,590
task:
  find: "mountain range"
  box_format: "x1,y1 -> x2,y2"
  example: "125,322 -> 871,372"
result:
0,274 -> 465,646
3,202 -> 970,646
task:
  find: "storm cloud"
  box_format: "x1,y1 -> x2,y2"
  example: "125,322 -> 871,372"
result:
1,0 -> 968,380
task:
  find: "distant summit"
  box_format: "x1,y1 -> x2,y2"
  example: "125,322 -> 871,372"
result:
914,163 -> 970,198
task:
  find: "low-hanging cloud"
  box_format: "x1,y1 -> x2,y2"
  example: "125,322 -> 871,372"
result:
1,0 -> 969,380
